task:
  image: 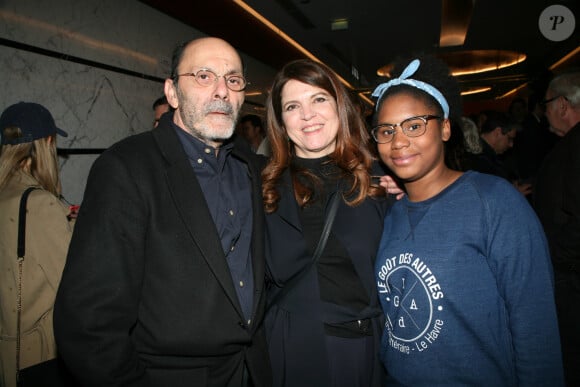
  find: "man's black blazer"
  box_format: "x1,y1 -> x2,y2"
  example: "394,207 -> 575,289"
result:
534,122 -> 580,264
54,114 -> 271,387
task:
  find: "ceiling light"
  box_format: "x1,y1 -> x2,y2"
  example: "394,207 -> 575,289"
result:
495,46 -> 579,100
376,64 -> 394,77
549,45 -> 580,70
461,86 -> 491,96
439,50 -> 526,76
496,83 -> 528,99
377,50 -> 525,78
358,93 -> 374,106
439,0 -> 475,47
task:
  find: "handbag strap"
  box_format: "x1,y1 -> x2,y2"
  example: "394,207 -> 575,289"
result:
16,187 -> 38,383
268,191 -> 342,309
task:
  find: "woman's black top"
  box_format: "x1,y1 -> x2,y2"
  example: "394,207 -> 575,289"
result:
293,156 -> 370,337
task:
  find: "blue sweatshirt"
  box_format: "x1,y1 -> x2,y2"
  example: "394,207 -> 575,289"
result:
375,171 -> 564,386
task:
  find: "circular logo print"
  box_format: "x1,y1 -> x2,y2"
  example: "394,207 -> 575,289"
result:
539,5 -> 576,42
384,266 -> 433,342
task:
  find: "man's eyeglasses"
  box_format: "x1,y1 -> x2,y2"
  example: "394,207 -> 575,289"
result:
176,68 -> 248,91
540,95 -> 562,106
371,115 -> 442,144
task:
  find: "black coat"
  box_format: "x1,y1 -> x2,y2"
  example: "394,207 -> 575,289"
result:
467,139 -> 511,180
264,166 -> 391,387
54,115 -> 271,387
534,122 -> 580,264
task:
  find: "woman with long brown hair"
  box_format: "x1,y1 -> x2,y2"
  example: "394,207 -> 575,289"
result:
262,59 -> 392,387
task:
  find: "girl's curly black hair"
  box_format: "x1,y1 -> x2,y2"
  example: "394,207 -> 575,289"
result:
373,53 -> 466,170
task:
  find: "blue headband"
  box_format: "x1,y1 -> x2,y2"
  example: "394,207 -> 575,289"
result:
371,59 -> 450,118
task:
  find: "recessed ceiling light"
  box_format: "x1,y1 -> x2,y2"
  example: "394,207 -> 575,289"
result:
461,86 -> 491,96
376,50 -> 526,78
439,50 -> 526,76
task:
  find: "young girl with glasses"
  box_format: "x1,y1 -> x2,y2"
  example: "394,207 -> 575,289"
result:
371,55 -> 564,386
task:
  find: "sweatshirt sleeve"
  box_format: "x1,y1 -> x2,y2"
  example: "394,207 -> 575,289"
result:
485,181 -> 564,386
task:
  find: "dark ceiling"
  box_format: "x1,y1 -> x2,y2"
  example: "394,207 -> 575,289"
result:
140,0 -> 579,108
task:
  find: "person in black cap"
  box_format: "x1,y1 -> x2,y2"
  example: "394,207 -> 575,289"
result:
0,102 -> 75,387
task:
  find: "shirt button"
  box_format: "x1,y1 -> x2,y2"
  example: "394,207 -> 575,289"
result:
239,281 -> 244,287
204,148 -> 211,154
229,210 -> 234,216
230,245 -> 235,251
197,158 -> 203,164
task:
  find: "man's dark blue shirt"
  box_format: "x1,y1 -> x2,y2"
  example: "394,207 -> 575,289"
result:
174,123 -> 254,322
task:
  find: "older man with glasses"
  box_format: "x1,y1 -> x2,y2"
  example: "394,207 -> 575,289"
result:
534,70 -> 580,387
54,37 -> 271,387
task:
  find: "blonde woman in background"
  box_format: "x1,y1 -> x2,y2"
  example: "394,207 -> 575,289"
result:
0,102 -> 74,387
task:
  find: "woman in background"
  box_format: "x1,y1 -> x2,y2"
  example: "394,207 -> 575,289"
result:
0,102 -> 74,387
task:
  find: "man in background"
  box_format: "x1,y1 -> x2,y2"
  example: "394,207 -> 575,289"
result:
470,110 -> 532,196
152,95 -> 170,128
475,111 -> 517,176
508,94 -> 558,197
534,70 -> 580,387
238,114 -> 270,156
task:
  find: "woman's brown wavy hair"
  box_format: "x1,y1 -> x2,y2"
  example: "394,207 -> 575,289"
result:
262,59 -> 383,213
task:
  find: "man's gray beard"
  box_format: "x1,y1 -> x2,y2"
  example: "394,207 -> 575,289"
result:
179,100 -> 238,143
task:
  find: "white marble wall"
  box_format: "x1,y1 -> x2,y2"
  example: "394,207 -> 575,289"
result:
0,0 -> 275,203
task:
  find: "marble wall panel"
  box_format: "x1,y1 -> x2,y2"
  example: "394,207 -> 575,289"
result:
0,44 -> 167,203
1,0 -> 277,203
0,0 -> 200,203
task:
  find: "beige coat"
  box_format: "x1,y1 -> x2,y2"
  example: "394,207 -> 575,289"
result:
0,171 -> 73,387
